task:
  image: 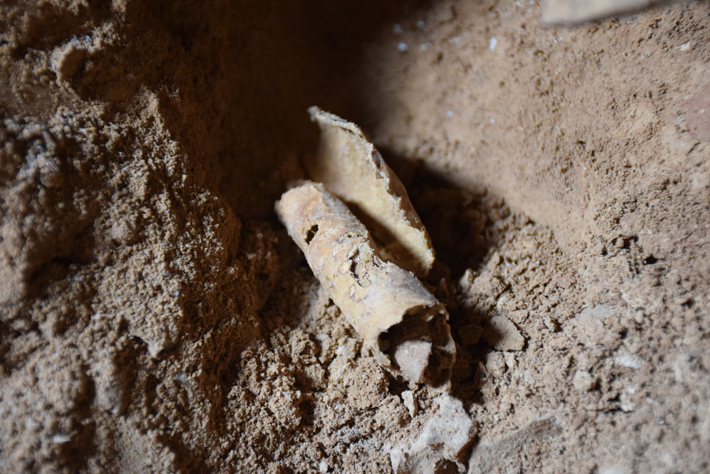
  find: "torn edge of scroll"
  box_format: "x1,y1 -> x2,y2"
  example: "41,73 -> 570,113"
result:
306,106 -> 435,278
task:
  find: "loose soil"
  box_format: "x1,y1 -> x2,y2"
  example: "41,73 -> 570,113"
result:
1,1 -> 709,473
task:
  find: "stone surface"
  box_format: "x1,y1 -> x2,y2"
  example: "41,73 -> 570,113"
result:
483,316 -> 525,352
390,394 -> 477,474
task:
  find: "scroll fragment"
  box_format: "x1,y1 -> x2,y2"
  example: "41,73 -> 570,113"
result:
276,182 -> 455,387
306,107 -> 435,277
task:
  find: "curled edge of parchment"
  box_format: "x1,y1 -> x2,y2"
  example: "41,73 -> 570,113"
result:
306,106 -> 435,278
275,181 -> 455,387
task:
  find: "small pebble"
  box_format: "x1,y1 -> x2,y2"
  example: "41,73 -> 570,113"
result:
572,370 -> 596,392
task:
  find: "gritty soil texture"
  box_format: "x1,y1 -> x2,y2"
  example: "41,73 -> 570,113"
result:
1,0 -> 709,473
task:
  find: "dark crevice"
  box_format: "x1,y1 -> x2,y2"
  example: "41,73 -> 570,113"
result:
305,224 -> 319,245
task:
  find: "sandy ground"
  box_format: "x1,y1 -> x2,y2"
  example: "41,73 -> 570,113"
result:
1,0 -> 709,473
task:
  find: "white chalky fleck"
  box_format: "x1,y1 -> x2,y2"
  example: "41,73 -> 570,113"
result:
614,354 -> 643,369
489,37 -> 497,50
52,434 -> 73,444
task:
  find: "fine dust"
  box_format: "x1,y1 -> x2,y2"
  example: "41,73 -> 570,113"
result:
1,1 -> 709,473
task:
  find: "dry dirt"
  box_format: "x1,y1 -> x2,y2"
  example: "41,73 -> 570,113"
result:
1,0 -> 709,473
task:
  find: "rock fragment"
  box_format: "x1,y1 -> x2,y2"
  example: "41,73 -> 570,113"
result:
542,0 -> 681,26
401,390 -> 418,417
389,394 -> 477,474
485,352 -> 507,378
469,416 -> 562,474
572,370 -> 597,392
483,316 -> 525,351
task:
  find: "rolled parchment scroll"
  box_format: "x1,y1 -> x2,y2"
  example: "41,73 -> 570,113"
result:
276,181 -> 455,387
306,107 -> 435,277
